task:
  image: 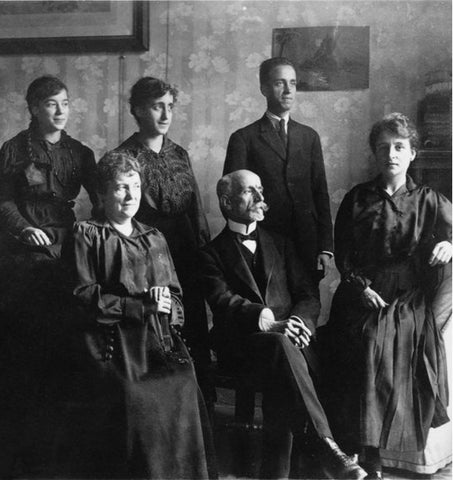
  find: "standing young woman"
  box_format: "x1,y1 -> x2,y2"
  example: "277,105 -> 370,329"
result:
0,75 -> 97,476
114,77 -> 213,400
0,75 -> 97,254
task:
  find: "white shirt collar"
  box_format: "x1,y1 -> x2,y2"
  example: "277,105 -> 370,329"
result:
266,110 -> 290,125
227,219 -> 257,236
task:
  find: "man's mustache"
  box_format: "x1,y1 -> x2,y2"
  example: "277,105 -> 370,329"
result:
253,201 -> 269,212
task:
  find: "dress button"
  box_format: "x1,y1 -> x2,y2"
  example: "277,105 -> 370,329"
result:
106,345 -> 114,352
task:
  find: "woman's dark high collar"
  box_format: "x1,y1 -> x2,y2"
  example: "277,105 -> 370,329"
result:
124,132 -> 173,156
372,174 -> 417,194
87,216 -> 157,238
28,123 -> 69,147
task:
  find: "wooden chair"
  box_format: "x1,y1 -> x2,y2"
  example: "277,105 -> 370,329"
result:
209,360 -> 262,430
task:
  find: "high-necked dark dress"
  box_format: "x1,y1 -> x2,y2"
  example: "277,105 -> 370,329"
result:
114,134 -> 212,390
325,176 -> 451,454
0,127 -> 96,475
0,126 -> 97,320
0,127 -> 97,253
56,219 -> 216,479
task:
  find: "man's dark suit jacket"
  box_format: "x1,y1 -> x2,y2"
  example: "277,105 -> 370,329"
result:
223,115 -> 333,274
199,226 -> 320,370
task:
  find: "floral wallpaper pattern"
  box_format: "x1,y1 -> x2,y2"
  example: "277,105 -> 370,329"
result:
0,0 -> 450,322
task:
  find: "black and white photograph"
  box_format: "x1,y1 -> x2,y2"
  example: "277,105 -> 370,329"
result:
0,1 -> 450,479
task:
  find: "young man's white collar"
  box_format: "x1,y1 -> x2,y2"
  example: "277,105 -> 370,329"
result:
266,110 -> 290,133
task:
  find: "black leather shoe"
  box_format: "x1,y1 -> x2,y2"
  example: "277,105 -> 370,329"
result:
320,437 -> 367,479
365,471 -> 384,480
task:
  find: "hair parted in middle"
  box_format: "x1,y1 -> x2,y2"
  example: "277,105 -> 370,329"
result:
129,76 -> 178,121
96,151 -> 142,194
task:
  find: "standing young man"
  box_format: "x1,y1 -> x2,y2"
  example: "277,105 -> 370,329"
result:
224,57 -> 333,285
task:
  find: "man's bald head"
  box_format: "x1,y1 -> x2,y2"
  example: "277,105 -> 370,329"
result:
216,169 -> 259,197
216,169 -> 268,224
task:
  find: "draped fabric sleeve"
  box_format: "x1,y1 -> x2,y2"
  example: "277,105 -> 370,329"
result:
416,188 -> 452,264
433,190 -> 452,244
79,145 -> 99,217
170,293 -> 185,328
0,137 -> 32,236
427,190 -> 452,333
158,231 -> 185,328
334,188 -> 372,293
70,223 -> 146,326
184,150 -> 210,247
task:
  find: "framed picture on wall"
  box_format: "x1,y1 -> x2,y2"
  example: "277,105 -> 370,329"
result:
0,0 -> 149,55
272,26 -> 369,91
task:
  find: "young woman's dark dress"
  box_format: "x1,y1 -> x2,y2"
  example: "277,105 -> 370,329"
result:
114,134 -> 212,388
56,219 -> 216,479
0,127 -> 96,251
0,126 -> 96,474
325,175 -> 451,454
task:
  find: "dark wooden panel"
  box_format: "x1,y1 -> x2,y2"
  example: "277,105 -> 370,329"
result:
409,150 -> 452,200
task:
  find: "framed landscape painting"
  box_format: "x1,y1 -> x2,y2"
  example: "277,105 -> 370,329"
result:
272,26 -> 369,91
0,1 -> 149,55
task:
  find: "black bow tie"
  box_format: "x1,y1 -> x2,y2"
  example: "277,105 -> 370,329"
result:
237,230 -> 258,242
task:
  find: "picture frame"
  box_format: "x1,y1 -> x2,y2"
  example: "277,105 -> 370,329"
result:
272,26 -> 369,91
0,1 -> 149,55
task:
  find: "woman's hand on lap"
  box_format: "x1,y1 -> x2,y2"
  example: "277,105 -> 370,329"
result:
429,241 -> 452,266
20,227 -> 52,246
148,286 -> 171,314
361,287 -> 388,310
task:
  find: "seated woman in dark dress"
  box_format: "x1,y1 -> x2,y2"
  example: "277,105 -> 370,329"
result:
324,113 -> 451,479
56,152 -> 216,479
113,77 -> 213,401
0,75 -> 97,476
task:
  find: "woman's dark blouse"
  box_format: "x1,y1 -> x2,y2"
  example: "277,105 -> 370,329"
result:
335,175 -> 452,292
70,218 -> 183,327
0,128 -> 97,244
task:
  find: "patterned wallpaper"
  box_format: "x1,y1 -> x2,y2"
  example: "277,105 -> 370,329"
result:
0,0 -> 450,322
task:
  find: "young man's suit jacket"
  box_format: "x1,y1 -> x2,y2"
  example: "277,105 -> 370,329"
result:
223,115 -> 333,276
199,226 -> 320,371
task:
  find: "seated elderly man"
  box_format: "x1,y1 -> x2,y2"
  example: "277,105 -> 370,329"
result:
200,169 -> 366,480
